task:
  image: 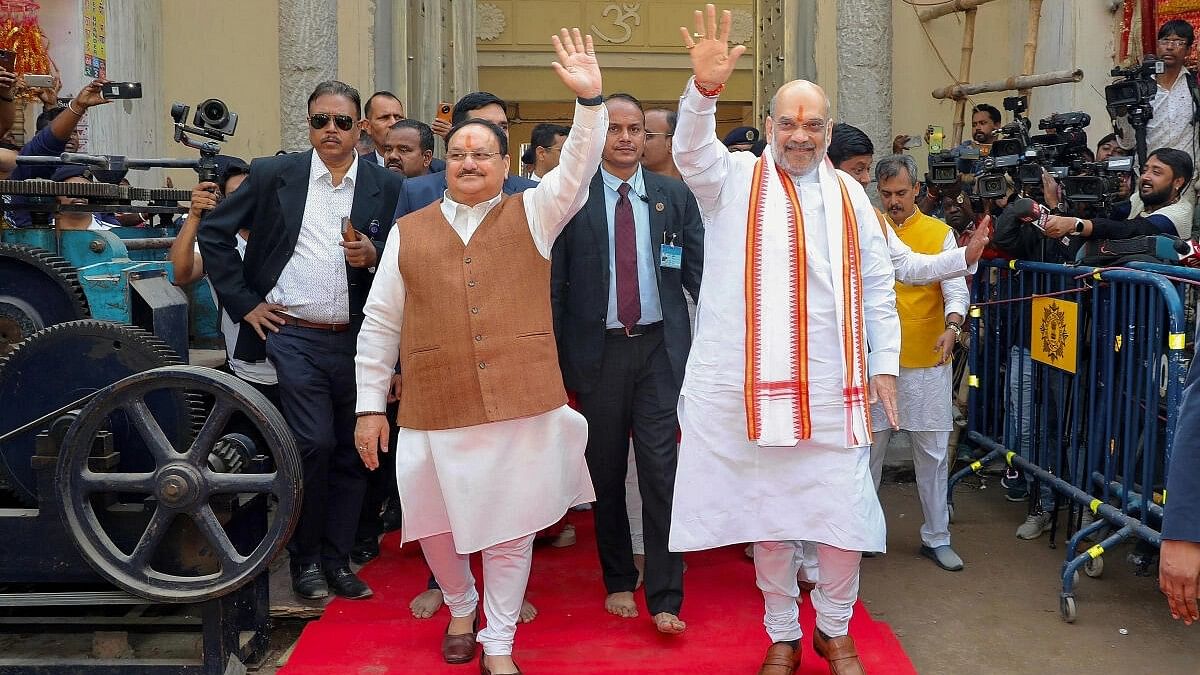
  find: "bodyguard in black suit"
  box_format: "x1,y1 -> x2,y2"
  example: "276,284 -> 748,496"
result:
1162,349 -> 1200,624
551,93 -> 702,634
199,80 -> 404,601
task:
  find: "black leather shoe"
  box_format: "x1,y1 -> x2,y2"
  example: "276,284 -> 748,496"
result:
350,536 -> 380,565
325,565 -> 373,599
381,505 -> 402,533
292,563 -> 329,600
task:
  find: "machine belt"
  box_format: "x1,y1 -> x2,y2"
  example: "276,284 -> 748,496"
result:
0,179 -> 192,202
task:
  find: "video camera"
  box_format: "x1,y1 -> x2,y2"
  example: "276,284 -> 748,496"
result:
925,150 -> 958,186
1059,155 -> 1136,206
171,98 -> 238,184
1106,57 -> 1162,118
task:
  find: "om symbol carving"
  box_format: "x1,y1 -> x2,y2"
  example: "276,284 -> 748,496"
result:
591,3 -> 641,44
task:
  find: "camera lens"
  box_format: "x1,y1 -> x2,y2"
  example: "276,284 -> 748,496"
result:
198,98 -> 229,128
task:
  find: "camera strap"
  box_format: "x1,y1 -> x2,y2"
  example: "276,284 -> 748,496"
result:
1186,70 -> 1200,124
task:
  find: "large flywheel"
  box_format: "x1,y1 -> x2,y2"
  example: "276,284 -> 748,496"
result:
0,242 -> 90,355
57,365 -> 301,602
0,320 -> 192,505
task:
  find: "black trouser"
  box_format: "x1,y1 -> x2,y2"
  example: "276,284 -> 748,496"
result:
356,403 -> 400,541
577,325 -> 684,616
266,324 -> 367,570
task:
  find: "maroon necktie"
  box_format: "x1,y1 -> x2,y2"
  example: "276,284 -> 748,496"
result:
615,182 -> 641,330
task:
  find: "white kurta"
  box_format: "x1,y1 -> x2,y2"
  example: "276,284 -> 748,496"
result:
668,81 -> 900,554
355,102 -> 607,554
872,229 -> 970,433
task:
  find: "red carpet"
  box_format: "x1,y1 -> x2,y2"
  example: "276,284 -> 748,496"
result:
281,518 -> 915,674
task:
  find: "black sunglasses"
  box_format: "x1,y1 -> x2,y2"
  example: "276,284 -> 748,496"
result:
308,113 -> 355,132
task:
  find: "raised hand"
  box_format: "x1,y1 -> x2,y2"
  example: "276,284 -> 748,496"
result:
551,28 -> 601,99
680,4 -> 747,89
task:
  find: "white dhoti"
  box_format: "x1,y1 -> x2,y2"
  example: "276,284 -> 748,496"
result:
668,79 -> 900,642
395,406 -> 594,553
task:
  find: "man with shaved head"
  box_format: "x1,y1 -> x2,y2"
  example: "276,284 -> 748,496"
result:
667,6 -> 899,674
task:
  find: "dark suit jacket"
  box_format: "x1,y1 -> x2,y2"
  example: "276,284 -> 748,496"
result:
551,170 -> 703,396
1165,351 -> 1200,542
362,150 -> 446,175
393,172 -> 536,221
198,149 -> 404,361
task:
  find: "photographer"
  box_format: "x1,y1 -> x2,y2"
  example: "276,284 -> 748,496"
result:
1113,21 -> 1199,204
1040,148 -> 1194,240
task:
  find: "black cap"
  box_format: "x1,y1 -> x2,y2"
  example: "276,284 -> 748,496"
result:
723,126 -> 760,147
50,164 -> 90,182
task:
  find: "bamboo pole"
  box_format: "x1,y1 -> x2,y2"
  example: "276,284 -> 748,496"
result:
931,69 -> 1083,100
917,0 -> 1000,22
1019,0 -> 1044,98
951,9 -> 978,146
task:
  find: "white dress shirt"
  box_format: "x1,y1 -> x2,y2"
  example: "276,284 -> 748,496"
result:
599,165 -> 663,328
265,150 -> 359,323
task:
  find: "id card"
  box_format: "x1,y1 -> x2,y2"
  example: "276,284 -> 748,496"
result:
660,243 -> 682,269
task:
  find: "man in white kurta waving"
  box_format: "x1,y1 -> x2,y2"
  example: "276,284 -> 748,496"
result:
668,6 -> 900,675
353,28 -> 605,675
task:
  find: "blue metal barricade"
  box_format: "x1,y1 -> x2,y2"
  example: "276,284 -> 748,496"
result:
948,259 -> 1188,622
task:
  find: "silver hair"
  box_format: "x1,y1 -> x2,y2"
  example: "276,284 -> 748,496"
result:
874,154 -> 919,186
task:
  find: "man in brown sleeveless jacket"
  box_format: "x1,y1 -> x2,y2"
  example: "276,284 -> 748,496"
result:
353,28 -> 605,675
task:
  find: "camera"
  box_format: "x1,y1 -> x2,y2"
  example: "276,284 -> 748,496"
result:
925,150 -> 958,186
171,99 -> 238,139
171,98 -> 238,184
1059,155 -> 1136,205
1106,57 -> 1163,116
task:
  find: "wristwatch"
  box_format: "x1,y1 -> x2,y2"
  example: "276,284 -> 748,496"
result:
945,322 -> 963,337
1073,218 -> 1085,234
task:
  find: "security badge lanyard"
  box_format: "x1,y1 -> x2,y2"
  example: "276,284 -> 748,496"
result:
659,229 -> 682,269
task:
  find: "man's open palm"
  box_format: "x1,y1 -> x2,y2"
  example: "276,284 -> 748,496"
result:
552,28 -> 601,99
680,4 -> 747,87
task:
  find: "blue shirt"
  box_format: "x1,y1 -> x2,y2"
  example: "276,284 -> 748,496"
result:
7,126 -> 69,227
600,165 -> 662,329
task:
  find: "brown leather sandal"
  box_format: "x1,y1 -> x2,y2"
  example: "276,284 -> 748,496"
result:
441,611 -> 479,664
813,630 -> 865,675
757,641 -> 802,675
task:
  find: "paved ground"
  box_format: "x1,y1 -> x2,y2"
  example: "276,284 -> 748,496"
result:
862,474 -> 1196,674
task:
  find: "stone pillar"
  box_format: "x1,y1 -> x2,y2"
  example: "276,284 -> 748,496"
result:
88,0 -> 165,184
278,0 -> 338,152
836,0 -> 892,159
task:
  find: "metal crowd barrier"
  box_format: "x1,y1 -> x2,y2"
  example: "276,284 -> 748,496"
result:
947,259 -> 1188,622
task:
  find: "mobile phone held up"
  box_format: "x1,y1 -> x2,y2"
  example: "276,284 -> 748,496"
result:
0,50 -> 14,73
436,102 -> 453,125
23,74 -> 54,89
101,82 -> 143,100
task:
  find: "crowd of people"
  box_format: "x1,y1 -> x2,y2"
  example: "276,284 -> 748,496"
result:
4,4 -> 1198,673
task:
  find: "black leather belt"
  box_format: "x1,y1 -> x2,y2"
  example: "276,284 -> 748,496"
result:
605,321 -> 663,338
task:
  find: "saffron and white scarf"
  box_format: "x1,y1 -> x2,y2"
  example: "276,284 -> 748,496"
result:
743,150 -> 872,449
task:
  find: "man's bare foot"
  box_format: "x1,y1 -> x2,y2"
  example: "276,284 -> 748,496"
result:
744,543 -> 755,559
519,598 -> 538,623
653,612 -> 686,634
410,588 -> 444,619
605,591 -> 639,618
633,553 -> 645,590
482,653 -> 519,674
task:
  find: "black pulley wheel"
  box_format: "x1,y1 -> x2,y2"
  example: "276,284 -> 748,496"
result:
0,320 -> 191,505
0,242 -> 89,355
57,365 -> 301,603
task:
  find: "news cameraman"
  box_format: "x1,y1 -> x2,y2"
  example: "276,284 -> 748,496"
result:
1040,148 -> 1194,240
1113,21 -> 1199,217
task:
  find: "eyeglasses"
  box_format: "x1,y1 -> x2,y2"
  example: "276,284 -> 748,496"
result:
775,119 -> 828,134
446,151 -> 503,163
308,113 -> 355,131
1158,38 -> 1190,47
645,132 -> 673,139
